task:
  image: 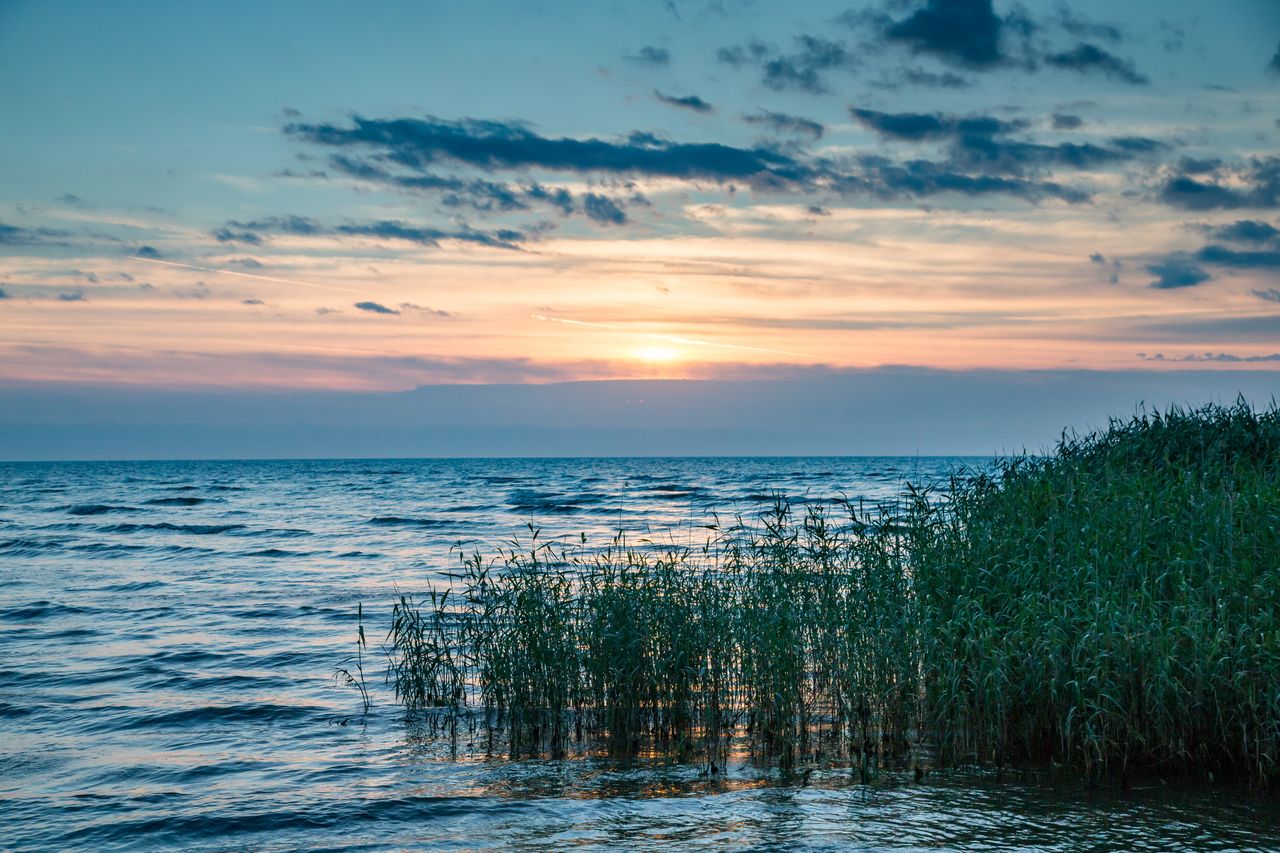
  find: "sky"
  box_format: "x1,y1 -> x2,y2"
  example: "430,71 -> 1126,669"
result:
1,0 -> 1279,457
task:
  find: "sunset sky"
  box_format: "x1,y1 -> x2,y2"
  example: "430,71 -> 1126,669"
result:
2,0 -> 1279,396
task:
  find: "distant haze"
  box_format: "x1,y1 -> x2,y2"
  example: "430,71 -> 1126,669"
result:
2,368 -> 1276,460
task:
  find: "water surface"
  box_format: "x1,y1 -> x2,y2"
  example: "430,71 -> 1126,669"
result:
2,457 -> 1276,851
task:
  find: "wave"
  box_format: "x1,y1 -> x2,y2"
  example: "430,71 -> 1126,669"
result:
143,496 -> 207,507
240,548 -> 317,558
63,504 -> 139,516
368,516 -> 451,529
98,522 -> 247,535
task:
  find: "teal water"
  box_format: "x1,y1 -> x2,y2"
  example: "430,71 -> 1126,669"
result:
2,457 -> 1276,851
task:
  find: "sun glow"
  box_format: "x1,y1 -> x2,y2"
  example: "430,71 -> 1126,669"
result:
632,345 -> 681,363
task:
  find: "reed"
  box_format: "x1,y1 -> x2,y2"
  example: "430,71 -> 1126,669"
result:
381,402 -> 1280,785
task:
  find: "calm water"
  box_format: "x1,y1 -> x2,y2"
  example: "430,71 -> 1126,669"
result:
2,457 -> 1276,852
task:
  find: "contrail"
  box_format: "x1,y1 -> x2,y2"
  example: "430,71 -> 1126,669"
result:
132,256 -> 363,294
532,314 -> 813,359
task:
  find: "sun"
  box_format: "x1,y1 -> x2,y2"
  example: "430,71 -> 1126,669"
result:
632,345 -> 681,363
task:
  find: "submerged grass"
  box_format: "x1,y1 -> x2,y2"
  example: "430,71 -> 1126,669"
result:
382,402 -> 1280,785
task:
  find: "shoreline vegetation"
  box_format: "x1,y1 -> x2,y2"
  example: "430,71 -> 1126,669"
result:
380,403 -> 1279,787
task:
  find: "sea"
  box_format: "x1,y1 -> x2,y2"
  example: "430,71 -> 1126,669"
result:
2,457 -> 1277,852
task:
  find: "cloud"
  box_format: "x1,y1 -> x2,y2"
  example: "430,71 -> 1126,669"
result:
135,245 -> 162,259
1253,288 -> 1280,303
883,0 -> 1007,69
1159,157 -> 1280,210
742,110 -> 825,139
850,106 -> 1163,176
399,303 -> 452,317
1046,43 -> 1148,85
582,193 -> 628,225
1146,260 -> 1211,289
1052,113 -> 1084,130
242,298 -> 265,305
1194,244 -> 1280,270
1054,6 -> 1123,43
0,222 -> 71,246
286,115 -> 816,189
1140,351 -> 1280,363
1205,220 -> 1279,244
851,155 -> 1089,203
213,215 -> 524,250
56,193 -> 87,206
354,301 -> 399,315
226,257 -> 265,269
315,307 -> 340,315
57,292 -> 87,302
1089,252 -> 1105,263
717,36 -> 857,94
654,90 -> 714,113
1270,42 -> 1280,75
851,107 -> 1027,141
0,287 -> 8,299
627,46 -> 670,65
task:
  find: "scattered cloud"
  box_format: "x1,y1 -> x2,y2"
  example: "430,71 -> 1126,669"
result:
717,36 -> 857,94
57,292 -> 87,302
654,90 -> 714,113
354,301 -> 399,315
399,303 -> 452,317
213,215 -> 524,250
1046,43 -> 1149,85
135,245 -> 162,259
1140,351 -> 1280,363
0,222 -> 71,246
1194,244 -> 1280,270
1051,113 -> 1083,130
1253,288 -> 1280,303
582,193 -> 628,225
242,298 -> 265,305
742,110 -> 824,139
1204,220 -> 1279,244
1147,259 -> 1211,289
1269,42 -> 1280,75
627,46 -> 670,66
882,0 -> 1008,69
1159,157 -> 1280,210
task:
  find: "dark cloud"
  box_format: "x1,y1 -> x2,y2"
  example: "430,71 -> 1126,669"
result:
1147,260 -> 1211,289
1046,43 -> 1148,85
1089,252 -> 1105,263
851,106 -> 1163,177
1159,157 -> 1280,210
1053,6 -> 1123,43
654,90 -> 714,113
213,227 -> 264,245
851,107 -> 1027,141
226,257 -> 265,269
135,245 -> 162,259
1269,42 -> 1280,75
894,67 -> 971,89
1141,351 -> 1280,363
741,110 -> 825,139
884,0 -> 1007,69
354,301 -> 399,315
0,222 -> 71,246
57,292 -> 87,302
717,36 -> 857,94
241,298 -> 265,305
0,287 -> 9,299
56,193 -> 86,206
1206,220 -> 1279,244
214,215 -> 524,250
582,194 -> 628,225
628,46 -> 670,66
289,113 -> 1104,208
286,115 -> 815,188
1253,288 -> 1280,303
850,155 -> 1089,203
1051,113 -> 1084,130
1194,244 -> 1280,270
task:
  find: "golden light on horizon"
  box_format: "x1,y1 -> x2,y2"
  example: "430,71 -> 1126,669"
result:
632,345 -> 682,364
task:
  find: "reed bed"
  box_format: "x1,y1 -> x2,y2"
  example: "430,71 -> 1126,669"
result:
382,402 -> 1280,785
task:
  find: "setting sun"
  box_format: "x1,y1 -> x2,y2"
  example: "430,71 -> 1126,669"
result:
632,345 -> 681,363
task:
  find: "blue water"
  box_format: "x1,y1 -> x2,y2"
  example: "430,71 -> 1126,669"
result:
1,457 -> 1276,852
